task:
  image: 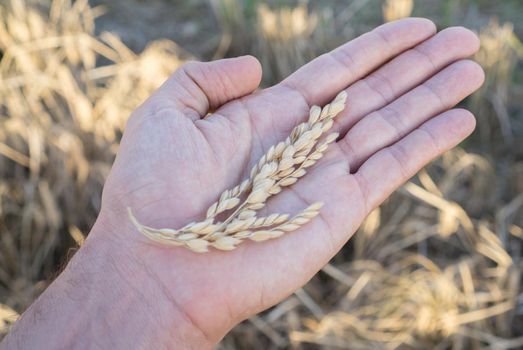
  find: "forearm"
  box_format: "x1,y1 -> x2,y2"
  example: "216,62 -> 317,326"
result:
1,221 -> 212,350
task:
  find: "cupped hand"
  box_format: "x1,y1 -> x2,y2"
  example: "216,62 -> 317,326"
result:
93,18 -> 484,345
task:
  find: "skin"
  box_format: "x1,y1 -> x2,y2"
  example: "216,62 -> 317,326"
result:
2,18 -> 484,349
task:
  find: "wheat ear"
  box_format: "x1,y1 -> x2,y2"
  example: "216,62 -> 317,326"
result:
128,91 -> 347,252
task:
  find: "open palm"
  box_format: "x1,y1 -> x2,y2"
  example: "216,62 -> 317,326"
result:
94,18 -> 484,344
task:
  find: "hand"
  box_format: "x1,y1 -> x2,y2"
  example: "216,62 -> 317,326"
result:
96,18 -> 483,344
4,18 -> 484,349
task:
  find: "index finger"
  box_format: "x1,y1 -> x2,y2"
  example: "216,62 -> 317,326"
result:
275,18 -> 437,107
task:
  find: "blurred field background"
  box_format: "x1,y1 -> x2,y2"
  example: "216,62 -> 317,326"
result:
0,0 -> 522,348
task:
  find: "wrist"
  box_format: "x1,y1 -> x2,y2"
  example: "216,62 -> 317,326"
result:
93,209 -> 243,344
70,219 -> 214,349
3,218 -> 214,349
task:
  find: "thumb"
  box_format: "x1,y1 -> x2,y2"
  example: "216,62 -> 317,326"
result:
159,55 -> 262,120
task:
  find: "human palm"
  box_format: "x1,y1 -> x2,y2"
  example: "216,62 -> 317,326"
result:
93,19 -> 483,343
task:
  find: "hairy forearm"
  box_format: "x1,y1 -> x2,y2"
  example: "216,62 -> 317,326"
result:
1,222 -> 212,349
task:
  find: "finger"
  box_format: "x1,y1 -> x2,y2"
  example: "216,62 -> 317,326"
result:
339,59 -> 484,170
354,108 -> 476,214
275,18 -> 437,107
333,26 -> 480,135
244,18 -> 436,150
157,56 -> 262,120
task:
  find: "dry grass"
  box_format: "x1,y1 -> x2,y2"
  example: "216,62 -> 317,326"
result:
382,0 -> 413,22
471,19 -> 522,149
129,92 -> 346,252
1,0 -> 522,348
